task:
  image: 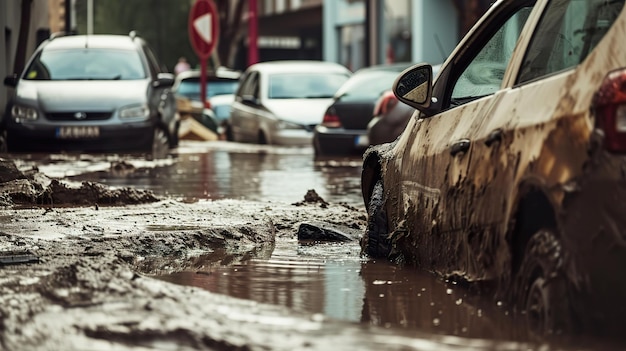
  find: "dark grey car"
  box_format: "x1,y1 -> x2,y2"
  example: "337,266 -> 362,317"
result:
3,32 -> 179,157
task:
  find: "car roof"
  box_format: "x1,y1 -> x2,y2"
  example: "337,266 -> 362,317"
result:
247,60 -> 351,74
352,62 -> 413,75
43,35 -> 139,51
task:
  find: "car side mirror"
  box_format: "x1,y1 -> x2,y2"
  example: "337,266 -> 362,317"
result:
4,75 -> 18,88
393,63 -> 433,111
153,73 -> 175,88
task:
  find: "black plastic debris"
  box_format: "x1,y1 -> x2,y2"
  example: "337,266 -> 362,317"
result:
0,250 -> 39,265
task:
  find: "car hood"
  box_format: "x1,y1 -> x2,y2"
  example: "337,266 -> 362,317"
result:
263,99 -> 332,124
16,80 -> 149,112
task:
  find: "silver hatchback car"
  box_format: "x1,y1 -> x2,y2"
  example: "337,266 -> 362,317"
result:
229,60 -> 351,146
3,32 -> 179,157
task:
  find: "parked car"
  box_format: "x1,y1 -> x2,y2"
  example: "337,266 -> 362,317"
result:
172,67 -> 240,136
360,0 -> 626,336
228,60 -> 351,145
367,64 -> 441,146
2,32 -> 179,157
312,63 -> 411,157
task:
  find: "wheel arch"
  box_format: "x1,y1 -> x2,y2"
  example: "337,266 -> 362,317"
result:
508,181 -> 559,277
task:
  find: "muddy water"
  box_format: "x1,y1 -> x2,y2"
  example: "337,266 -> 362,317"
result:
7,141 -> 614,348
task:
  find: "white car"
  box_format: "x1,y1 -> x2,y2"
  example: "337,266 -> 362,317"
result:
228,60 -> 351,146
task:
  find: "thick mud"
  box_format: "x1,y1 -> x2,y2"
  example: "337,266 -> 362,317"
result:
0,157 -> 560,350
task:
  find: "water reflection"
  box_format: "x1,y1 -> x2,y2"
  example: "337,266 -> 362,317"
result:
156,240 -> 535,342
14,141 -> 364,207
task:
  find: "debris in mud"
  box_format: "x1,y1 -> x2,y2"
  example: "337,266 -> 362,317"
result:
297,221 -> 358,243
0,250 -> 39,265
292,189 -> 329,208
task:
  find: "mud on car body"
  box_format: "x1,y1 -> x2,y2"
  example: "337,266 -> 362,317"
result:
361,0 -> 626,336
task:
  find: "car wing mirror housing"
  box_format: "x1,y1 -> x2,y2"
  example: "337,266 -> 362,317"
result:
393,63 -> 433,111
4,74 -> 18,88
154,73 -> 175,88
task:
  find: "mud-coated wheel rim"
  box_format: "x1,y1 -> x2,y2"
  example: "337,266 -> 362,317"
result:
150,127 -> 169,160
525,276 -> 548,332
362,180 -> 391,259
514,229 -> 571,335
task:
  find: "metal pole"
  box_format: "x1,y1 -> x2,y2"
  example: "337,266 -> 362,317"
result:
64,0 -> 71,33
248,0 -> 258,66
87,0 -> 93,34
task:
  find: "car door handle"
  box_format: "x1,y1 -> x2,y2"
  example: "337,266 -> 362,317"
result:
450,139 -> 470,156
485,128 -> 503,147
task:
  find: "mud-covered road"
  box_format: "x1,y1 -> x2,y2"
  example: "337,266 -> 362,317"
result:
0,143 -> 617,350
0,161 -> 532,350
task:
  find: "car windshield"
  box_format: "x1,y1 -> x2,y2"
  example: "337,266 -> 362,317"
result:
268,72 -> 349,99
175,78 -> 239,100
334,69 -> 405,101
24,48 -> 146,81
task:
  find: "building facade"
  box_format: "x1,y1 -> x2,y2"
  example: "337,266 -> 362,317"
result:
1,0 -> 54,125
323,0 -> 460,71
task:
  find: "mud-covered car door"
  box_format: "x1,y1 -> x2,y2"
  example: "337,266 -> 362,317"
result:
393,0 -> 537,275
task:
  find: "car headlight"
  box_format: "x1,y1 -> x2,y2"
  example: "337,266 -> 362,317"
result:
11,105 -> 38,121
277,120 -> 303,130
119,104 -> 149,119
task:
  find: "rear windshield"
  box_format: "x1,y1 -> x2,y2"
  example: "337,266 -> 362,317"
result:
268,72 -> 349,99
334,69 -> 405,101
175,77 -> 239,100
24,48 -> 146,81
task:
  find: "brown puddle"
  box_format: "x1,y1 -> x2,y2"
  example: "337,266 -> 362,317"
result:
152,239 -> 601,347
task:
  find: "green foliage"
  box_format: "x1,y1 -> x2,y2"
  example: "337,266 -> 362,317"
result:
74,0 -> 196,73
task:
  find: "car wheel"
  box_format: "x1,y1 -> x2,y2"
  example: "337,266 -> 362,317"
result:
170,121 -> 180,148
515,229 -> 572,335
361,180 -> 391,259
149,127 -> 170,160
0,130 -> 7,154
224,123 -> 234,141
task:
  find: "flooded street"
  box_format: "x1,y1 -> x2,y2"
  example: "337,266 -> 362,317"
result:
3,141 -> 623,350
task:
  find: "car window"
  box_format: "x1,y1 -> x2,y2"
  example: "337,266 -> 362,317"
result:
450,6 -> 533,105
142,43 -> 163,77
268,72 -> 349,99
176,78 -> 239,100
237,71 -> 259,99
334,69 -> 404,102
24,48 -> 146,81
518,0 -> 625,84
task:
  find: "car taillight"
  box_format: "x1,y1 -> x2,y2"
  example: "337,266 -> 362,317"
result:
321,107 -> 342,128
373,91 -> 398,117
594,68 -> 626,153
204,99 -> 212,109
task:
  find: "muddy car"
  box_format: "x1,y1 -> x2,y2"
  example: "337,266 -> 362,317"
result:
361,0 -> 626,337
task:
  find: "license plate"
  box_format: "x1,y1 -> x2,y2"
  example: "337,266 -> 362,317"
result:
355,135 -> 369,147
56,126 -> 100,139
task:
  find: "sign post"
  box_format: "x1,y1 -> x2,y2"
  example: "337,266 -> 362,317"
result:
188,0 -> 220,109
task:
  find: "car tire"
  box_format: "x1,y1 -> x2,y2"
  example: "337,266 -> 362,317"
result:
224,123 -> 234,142
149,127 -> 170,160
0,130 -> 7,154
362,180 -> 391,259
170,121 -> 180,148
514,229 -> 572,335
